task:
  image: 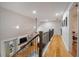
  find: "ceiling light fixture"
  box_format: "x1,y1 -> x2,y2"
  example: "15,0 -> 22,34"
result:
60,12 -> 63,15
56,13 -> 59,16
33,26 -> 36,29
32,10 -> 37,14
16,25 -> 20,29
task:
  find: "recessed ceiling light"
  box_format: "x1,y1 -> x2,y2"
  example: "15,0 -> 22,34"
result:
33,26 -> 36,29
60,12 -> 63,15
56,12 -> 63,16
56,13 -> 59,16
16,25 -> 20,29
32,10 -> 36,14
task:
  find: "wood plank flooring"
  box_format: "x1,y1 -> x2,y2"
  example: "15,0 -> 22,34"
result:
43,35 -> 72,57
15,41 -> 38,57
14,35 -> 74,57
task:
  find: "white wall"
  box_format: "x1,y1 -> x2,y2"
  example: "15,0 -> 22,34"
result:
62,3 -> 73,51
62,11 -> 70,51
0,7 -> 35,40
0,7 -> 35,56
37,21 -> 61,35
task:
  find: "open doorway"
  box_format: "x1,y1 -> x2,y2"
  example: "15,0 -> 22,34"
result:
69,3 -> 78,56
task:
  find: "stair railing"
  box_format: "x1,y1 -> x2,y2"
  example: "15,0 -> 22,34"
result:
12,31 -> 43,57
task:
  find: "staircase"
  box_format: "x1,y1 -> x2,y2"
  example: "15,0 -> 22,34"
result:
15,42 -> 38,57
13,31 -> 43,57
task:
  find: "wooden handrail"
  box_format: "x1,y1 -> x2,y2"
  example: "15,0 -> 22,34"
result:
13,31 -> 44,57
12,30 -> 54,57
13,34 -> 39,57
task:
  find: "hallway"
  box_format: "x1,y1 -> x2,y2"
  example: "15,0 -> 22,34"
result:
13,35 -> 74,57
43,35 -> 72,57
0,2 -> 78,57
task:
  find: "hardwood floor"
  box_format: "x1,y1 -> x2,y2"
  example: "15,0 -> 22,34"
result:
43,35 -> 72,57
14,35 -> 75,57
15,41 -> 38,57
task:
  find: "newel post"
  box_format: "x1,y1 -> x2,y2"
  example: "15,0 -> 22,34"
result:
39,31 -> 43,57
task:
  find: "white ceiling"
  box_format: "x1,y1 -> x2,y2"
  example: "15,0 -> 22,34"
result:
0,2 -> 71,21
